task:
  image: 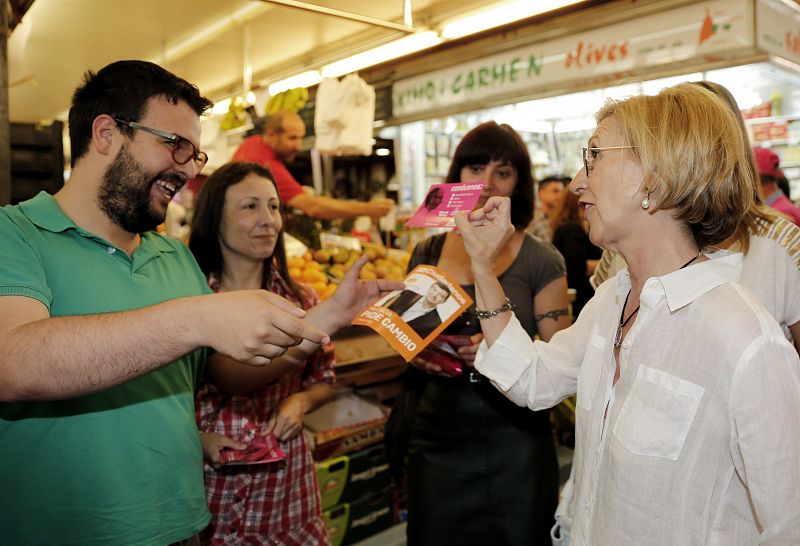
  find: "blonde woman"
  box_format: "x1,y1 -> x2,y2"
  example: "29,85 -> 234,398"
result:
590,81 -> 800,353
456,84 -> 800,545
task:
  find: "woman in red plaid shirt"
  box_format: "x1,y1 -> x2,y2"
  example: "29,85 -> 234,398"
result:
189,162 -> 401,545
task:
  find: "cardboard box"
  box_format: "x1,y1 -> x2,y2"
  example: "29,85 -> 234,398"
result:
317,444 -> 391,510
323,487 -> 395,546
304,392 -> 390,461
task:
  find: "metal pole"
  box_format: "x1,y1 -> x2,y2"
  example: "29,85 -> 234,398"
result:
403,0 -> 412,28
0,0 -> 11,206
310,147 -> 323,195
243,22 -> 252,94
258,0 -> 414,33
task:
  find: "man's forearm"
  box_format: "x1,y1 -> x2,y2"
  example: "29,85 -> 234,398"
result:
0,297 -> 206,402
258,298 -> 340,365
288,194 -> 371,220
206,299 -> 339,394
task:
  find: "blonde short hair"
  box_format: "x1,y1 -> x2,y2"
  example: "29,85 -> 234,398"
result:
596,83 -> 754,248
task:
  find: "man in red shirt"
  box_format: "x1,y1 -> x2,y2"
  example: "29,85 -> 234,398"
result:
233,110 -> 394,220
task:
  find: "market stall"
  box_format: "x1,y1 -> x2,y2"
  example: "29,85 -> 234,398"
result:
374,0 -> 800,204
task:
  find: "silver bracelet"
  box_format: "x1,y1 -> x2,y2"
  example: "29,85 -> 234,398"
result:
474,297 -> 515,319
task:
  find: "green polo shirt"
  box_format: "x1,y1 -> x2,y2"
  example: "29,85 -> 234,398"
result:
0,192 -> 212,545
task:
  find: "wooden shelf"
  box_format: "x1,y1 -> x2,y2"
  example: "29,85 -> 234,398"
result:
745,113 -> 800,125
752,138 -> 796,146
331,326 -> 406,388
333,326 -> 400,367
11,121 -> 64,204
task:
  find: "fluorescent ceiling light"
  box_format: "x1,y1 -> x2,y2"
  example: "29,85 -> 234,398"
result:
441,0 -> 584,39
211,98 -> 232,116
554,118 -> 596,133
375,147 -> 391,156
494,110 -> 553,133
268,70 -> 322,95
321,31 -> 442,78
640,73 -> 703,95
210,91 -> 258,118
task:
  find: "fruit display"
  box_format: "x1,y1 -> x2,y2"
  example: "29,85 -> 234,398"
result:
219,96 -> 250,131
265,87 -> 309,115
287,243 -> 410,300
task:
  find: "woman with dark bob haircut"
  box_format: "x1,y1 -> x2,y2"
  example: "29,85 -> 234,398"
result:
188,162 -> 400,544
444,121 -> 535,229
388,121 -> 571,546
456,84 -> 800,546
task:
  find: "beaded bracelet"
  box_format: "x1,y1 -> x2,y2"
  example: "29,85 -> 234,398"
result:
474,297 -> 515,319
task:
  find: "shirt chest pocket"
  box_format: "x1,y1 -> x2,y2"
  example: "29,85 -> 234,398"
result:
612,366 -> 704,460
576,331 -> 606,412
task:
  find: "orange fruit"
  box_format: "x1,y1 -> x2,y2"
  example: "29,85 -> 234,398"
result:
321,284 -> 337,299
311,281 -> 328,295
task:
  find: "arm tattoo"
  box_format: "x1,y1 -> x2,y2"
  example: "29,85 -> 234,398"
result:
535,308 -> 568,322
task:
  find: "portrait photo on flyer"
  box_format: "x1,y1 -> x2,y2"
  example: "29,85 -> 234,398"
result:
352,265 -> 473,361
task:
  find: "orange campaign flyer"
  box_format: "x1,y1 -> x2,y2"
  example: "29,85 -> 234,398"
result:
352,265 -> 473,362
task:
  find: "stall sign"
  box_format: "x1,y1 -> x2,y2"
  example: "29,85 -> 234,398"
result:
755,0 -> 800,67
393,0 -> 751,118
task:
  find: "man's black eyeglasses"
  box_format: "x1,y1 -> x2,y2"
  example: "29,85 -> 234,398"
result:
114,118 -> 208,167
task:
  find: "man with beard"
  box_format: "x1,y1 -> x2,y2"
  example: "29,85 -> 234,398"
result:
232,110 -> 394,220
0,60 -> 329,545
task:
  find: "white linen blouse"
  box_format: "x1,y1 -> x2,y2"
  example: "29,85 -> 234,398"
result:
474,253 -> 800,545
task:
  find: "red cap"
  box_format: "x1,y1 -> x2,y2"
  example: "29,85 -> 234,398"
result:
753,147 -> 781,178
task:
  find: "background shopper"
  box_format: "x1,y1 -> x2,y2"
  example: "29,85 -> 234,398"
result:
754,146 -> 800,225
232,110 -> 394,221
550,188 -> 602,319
527,174 -> 569,241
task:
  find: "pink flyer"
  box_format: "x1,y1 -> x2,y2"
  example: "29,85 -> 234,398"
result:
404,182 -> 483,228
